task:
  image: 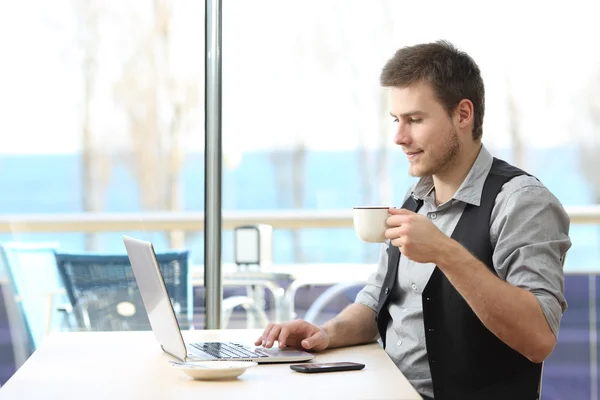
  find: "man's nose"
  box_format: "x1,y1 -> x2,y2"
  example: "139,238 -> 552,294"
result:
393,123 -> 411,146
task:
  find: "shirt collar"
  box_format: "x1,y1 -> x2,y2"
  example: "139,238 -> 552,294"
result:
411,145 -> 493,207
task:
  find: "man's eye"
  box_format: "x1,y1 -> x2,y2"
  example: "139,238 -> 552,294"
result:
392,118 -> 399,123
410,118 -> 422,123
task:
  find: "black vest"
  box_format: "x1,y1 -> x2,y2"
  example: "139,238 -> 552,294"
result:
375,158 -> 542,400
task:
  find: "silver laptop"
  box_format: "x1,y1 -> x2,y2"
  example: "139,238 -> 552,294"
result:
123,235 -> 314,363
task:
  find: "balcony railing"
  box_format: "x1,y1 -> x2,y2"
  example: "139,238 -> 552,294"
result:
0,205 -> 599,233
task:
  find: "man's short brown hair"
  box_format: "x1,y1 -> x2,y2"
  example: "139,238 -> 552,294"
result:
380,40 -> 485,140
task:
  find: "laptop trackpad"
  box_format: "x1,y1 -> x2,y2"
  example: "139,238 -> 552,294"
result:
257,347 -> 311,357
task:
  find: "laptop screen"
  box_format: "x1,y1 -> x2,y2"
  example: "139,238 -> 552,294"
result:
123,235 -> 188,360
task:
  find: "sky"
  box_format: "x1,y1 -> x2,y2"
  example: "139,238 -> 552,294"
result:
0,0 -> 599,155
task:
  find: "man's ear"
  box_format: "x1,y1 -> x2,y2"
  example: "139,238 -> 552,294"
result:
456,99 -> 474,128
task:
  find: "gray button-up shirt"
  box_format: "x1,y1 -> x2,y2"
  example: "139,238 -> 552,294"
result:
355,145 -> 571,399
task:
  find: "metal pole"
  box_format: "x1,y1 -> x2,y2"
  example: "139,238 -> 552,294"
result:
590,275 -> 598,400
204,0 -> 222,329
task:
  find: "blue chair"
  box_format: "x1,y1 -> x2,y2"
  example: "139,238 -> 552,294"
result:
0,242 -> 71,368
54,250 -> 192,331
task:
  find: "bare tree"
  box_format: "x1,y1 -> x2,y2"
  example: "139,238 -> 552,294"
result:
267,3 -> 329,262
581,73 -> 600,204
74,0 -> 111,250
505,77 -> 526,168
153,0 -> 198,248
323,0 -> 395,208
331,1 -> 395,261
364,1 -> 395,208
114,0 -> 198,249
266,1 -> 396,262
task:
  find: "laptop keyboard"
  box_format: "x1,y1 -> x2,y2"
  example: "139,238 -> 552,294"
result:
190,342 -> 269,359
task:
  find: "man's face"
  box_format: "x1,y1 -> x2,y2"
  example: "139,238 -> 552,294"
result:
390,81 -> 460,177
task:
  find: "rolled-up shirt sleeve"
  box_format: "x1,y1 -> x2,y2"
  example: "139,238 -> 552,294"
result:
354,240 -> 391,311
490,176 -> 572,338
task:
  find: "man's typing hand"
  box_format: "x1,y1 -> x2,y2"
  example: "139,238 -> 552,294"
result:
255,320 -> 330,352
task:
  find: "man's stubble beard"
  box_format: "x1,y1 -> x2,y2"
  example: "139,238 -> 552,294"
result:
411,127 -> 460,178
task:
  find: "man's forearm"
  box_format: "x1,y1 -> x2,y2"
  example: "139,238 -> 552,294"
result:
322,303 -> 379,349
435,239 -> 556,363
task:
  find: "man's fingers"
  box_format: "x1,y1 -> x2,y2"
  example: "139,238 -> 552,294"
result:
385,227 -> 403,239
387,214 -> 411,228
280,321 -> 313,348
264,325 -> 282,348
391,238 -> 404,249
256,323 -> 275,346
278,326 -> 291,348
301,330 -> 326,351
388,207 -> 414,215
259,321 -> 325,350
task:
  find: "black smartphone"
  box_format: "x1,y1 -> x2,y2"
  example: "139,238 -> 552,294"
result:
289,362 -> 365,373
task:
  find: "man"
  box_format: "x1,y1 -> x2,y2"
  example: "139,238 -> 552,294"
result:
256,40 -> 571,400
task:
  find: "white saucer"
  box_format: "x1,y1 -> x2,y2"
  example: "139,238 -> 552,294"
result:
172,361 -> 258,380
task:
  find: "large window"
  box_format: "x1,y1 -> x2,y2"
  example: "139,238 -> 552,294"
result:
222,0 -> 600,269
0,0 -> 206,381
0,1 -> 598,397
221,2 -> 600,399
0,0 -> 205,248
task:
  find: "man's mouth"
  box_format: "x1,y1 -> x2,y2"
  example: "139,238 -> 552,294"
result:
405,151 -> 423,160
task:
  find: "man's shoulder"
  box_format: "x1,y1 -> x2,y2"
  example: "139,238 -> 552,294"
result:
490,170 -> 570,248
496,173 -> 563,211
486,157 -> 545,193
500,174 -> 548,196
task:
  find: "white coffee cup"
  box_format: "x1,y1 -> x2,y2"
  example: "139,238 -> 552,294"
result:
353,206 -> 391,243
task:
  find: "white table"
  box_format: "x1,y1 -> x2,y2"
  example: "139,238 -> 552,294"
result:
0,330 -> 422,400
